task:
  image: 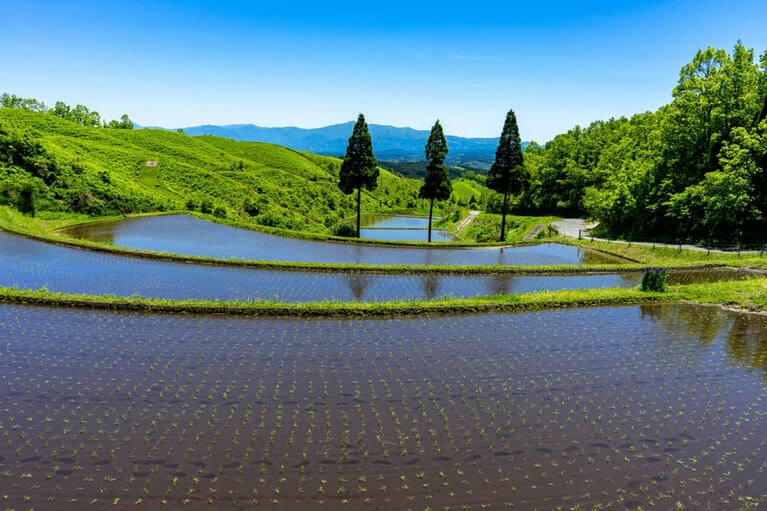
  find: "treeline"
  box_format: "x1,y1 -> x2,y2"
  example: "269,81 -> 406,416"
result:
517,42 -> 767,245
1,93 -> 133,129
379,160 -> 484,180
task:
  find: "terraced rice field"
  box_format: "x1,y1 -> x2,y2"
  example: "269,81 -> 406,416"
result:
1,303 -> 766,510
2,219 -> 765,510
58,215 -> 625,266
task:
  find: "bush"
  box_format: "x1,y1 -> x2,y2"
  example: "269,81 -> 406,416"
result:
641,267 -> 666,292
333,222 -> 357,237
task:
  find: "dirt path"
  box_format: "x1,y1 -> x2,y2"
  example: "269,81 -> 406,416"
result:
456,210 -> 481,233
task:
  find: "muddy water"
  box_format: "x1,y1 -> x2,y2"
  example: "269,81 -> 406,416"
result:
1,303 -> 765,510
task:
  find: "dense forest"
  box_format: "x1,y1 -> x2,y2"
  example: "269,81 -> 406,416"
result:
518,42 -> 767,245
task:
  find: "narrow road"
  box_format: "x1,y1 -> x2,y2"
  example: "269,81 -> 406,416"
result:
552,218 -> 590,238
455,210 -> 481,233
553,218 -> 764,254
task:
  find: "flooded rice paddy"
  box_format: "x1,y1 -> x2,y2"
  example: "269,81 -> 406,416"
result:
59,215 -> 623,266
357,214 -> 453,242
1,303 -> 766,510
0,232 -> 636,302
0,232 -> 744,302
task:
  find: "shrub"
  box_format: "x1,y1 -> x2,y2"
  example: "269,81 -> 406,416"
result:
641,267 -> 666,292
333,222 -> 357,238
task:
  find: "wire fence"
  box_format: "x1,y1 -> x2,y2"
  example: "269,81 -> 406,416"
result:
577,230 -> 767,256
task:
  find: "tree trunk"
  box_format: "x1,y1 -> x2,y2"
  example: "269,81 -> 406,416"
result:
356,186 -> 362,238
500,192 -> 509,242
427,198 -> 434,243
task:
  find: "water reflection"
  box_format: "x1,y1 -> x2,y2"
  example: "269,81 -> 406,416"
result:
2,304 -> 765,510
59,215 -> 626,266
641,303 -> 767,377
488,274 -> 511,295
421,274 -> 440,299
357,214 -> 435,229
727,313 -> 767,370
346,273 -> 370,301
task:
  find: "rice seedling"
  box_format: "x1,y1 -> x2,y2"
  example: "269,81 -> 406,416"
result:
0,303 -> 766,509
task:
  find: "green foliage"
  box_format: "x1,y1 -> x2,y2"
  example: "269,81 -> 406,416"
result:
419,120 -> 452,242
640,267 -> 667,292
458,213 -> 523,243
339,114 -> 379,236
450,178 -> 485,206
487,110 -> 525,197
419,120 -> 452,201
0,108 -> 421,233
523,41 -> 767,245
487,109 -> 527,241
339,113 -> 378,195
332,222 -> 357,237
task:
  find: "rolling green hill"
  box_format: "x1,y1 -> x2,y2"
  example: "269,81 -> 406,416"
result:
451,177 -> 485,205
0,108 -> 424,234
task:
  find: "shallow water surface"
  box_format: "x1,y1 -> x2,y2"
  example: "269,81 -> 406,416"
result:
60,215 -> 623,265
357,214 -> 454,241
0,232 -> 638,301
1,303 -> 765,510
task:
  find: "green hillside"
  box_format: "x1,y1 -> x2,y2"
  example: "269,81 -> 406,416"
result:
0,108 -> 424,234
451,177 -> 485,205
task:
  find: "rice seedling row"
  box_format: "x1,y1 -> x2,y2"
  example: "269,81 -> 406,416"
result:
1,303 -> 766,510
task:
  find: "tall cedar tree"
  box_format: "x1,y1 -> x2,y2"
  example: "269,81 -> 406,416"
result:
339,114 -> 379,237
487,109 -> 526,241
419,120 -> 452,242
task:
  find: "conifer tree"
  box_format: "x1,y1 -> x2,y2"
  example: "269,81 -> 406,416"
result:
419,120 -> 452,242
339,114 -> 378,237
487,109 -> 526,241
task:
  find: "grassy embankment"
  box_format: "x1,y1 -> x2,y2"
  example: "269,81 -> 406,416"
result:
1,278 -> 766,317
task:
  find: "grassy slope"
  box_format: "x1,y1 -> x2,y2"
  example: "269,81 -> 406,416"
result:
451,177 -> 485,203
0,108 -> 424,233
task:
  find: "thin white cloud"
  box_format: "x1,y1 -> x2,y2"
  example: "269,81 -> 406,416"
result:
449,54 -> 504,62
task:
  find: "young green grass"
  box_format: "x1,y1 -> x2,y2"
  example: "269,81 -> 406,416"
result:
6,280 -> 763,317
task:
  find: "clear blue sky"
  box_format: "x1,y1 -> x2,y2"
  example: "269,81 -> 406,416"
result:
3,0 -> 766,142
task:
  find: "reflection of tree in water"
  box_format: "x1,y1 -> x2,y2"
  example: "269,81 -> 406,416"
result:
640,303 -> 767,378
352,244 -> 364,265
346,273 -> 369,301
421,274 -> 440,299
725,313 -> 767,372
488,274 -> 512,296
62,222 -> 117,245
639,303 -> 729,345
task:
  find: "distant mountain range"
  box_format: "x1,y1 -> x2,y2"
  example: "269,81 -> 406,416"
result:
180,122 -> 524,169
